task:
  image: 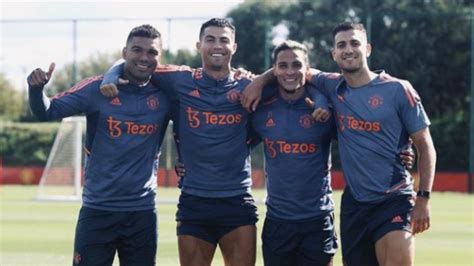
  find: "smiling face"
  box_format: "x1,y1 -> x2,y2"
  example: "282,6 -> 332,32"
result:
196,26 -> 236,72
332,28 -> 371,74
273,48 -> 308,100
122,36 -> 161,85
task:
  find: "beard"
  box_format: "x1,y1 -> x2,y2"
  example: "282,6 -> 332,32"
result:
341,66 -> 361,73
282,86 -> 302,94
209,64 -> 223,72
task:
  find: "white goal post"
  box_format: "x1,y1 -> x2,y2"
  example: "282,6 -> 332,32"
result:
35,116 -> 85,201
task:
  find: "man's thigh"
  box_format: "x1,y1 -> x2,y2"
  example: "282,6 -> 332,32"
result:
261,218 -> 299,266
73,207 -> 121,266
219,225 -> 256,266
340,190 -> 378,266
299,214 -> 338,266
375,230 -> 414,266
176,191 -> 258,243
340,189 -> 414,266
178,234 -> 217,266
372,195 -> 415,266
117,209 -> 158,266
176,192 -> 258,265
262,215 -> 337,266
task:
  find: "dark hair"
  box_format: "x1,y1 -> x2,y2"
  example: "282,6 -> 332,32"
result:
199,18 -> 235,40
126,24 -> 161,46
272,40 -> 309,64
332,22 -> 366,39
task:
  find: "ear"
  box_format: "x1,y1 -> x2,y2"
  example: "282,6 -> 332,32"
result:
195,41 -> 201,51
231,42 -> 238,55
122,47 -> 127,59
366,43 -> 372,57
330,48 -> 336,61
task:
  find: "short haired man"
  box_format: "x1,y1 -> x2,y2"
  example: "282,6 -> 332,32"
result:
100,18 -> 258,266
241,22 -> 436,266
249,40 -> 338,266
27,24 -> 169,265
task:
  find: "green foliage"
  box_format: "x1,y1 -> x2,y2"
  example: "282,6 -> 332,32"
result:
228,0 -> 286,73
162,49 -> 201,68
430,111 -> 468,171
172,49 -> 202,68
228,0 -> 471,171
0,73 -> 25,121
45,51 -> 122,96
0,122 -> 58,166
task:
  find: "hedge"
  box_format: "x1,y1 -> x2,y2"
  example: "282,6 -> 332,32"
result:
0,122 -> 59,166
0,118 -> 468,171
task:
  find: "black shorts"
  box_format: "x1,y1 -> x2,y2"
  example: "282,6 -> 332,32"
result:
73,206 -> 157,266
176,192 -> 258,245
262,214 -> 338,266
340,188 -> 414,266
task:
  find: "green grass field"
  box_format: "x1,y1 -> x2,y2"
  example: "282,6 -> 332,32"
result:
0,185 -> 473,265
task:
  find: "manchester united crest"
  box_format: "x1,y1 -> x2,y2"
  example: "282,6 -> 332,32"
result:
299,114 -> 315,128
368,95 -> 383,109
147,95 -> 159,110
226,89 -> 241,103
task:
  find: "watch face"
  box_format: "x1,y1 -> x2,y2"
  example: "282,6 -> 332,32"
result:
417,190 -> 430,199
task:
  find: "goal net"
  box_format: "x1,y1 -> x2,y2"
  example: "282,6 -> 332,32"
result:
35,116 -> 85,201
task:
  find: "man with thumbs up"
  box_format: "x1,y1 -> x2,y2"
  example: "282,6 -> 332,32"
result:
27,24 -> 169,266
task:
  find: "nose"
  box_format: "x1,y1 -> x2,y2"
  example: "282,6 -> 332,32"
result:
138,52 -> 150,62
213,40 -> 224,50
286,66 -> 296,75
343,45 -> 354,54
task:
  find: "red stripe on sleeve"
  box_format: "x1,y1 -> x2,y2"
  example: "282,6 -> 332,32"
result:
53,75 -> 103,99
400,80 -> 420,108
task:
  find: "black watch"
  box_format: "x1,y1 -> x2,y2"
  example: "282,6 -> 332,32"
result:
417,190 -> 431,199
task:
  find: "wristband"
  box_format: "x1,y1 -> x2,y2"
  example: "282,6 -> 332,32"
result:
417,190 -> 431,199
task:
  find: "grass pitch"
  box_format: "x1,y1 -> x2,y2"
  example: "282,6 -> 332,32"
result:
0,185 -> 473,265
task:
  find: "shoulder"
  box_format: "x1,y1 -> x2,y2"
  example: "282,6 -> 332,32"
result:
53,75 -> 103,99
259,96 -> 279,108
232,71 -> 252,83
318,71 -> 342,80
377,72 -> 420,106
155,64 -> 204,78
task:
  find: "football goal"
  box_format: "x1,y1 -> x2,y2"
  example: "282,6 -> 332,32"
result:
35,116 -> 85,201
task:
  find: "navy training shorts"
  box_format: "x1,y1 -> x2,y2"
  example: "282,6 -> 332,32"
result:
340,188 -> 414,266
73,206 -> 157,266
176,191 -> 258,245
262,214 -> 338,266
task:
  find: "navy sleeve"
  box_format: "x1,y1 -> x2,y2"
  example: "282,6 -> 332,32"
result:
29,77 -> 99,121
101,61 -> 124,86
306,85 -> 329,110
310,71 -> 342,99
247,114 -> 262,149
261,84 -> 278,102
28,86 -> 52,121
395,80 -> 431,134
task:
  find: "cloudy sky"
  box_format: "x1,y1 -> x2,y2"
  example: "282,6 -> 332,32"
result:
1,0 -> 243,91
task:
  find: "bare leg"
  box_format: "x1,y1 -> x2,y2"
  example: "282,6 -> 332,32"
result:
375,230 -> 414,266
178,235 -> 217,266
219,225 -> 256,266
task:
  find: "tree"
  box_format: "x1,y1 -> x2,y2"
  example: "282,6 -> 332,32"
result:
45,49 -> 202,96
228,0 -> 286,73
0,73 -> 24,121
45,51 -> 122,96
227,0 -> 471,170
